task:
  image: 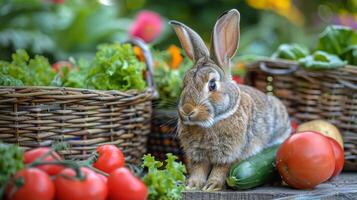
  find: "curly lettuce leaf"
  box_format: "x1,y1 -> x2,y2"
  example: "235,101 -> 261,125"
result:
142,154 -> 186,200
85,43 -> 146,91
0,49 -> 56,86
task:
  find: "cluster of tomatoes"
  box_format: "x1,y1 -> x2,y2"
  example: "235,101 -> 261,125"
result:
276,120 -> 345,189
4,145 -> 148,200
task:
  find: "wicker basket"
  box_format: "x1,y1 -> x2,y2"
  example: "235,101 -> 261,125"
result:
0,39 -> 158,165
246,59 -> 357,171
148,107 -> 186,163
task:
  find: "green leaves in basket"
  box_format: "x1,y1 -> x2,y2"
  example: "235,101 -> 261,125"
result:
272,43 -> 310,61
0,49 -> 56,86
341,45 -> 357,66
317,25 -> 357,56
298,51 -> 347,70
87,43 -> 146,91
142,154 -> 186,200
0,44 -> 146,91
62,43 -> 146,91
0,142 -> 24,198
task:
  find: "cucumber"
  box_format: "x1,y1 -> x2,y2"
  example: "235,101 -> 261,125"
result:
226,144 -> 280,190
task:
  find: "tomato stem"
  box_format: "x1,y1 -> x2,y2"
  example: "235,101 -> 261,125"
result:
85,165 -> 108,177
28,160 -> 85,180
30,149 -> 58,164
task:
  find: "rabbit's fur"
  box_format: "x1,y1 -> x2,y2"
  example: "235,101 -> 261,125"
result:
170,9 -> 291,191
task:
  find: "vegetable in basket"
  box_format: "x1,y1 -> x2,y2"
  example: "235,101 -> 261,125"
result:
317,25 -> 357,56
0,50 -> 55,86
0,43 -> 147,91
272,43 -> 310,60
298,51 -> 346,69
341,45 -> 357,65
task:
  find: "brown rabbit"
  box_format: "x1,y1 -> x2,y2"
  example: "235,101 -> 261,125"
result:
170,9 -> 291,191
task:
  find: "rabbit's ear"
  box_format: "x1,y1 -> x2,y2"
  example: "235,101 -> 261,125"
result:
210,9 -> 240,75
170,20 -> 209,62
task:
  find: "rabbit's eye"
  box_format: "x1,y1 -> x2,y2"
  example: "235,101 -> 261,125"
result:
208,79 -> 217,91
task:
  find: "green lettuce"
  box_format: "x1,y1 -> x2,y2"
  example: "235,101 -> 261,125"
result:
142,154 -> 186,200
317,25 -> 357,56
272,43 -> 310,60
299,51 -> 347,70
0,49 -> 55,86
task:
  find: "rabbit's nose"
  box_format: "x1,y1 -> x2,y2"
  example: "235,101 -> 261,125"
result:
179,104 -> 197,119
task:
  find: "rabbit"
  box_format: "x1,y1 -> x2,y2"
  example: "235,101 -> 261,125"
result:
169,9 -> 291,191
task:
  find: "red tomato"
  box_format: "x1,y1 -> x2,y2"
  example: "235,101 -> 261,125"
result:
54,167 -> 107,200
108,167 -> 148,200
5,168 -> 55,200
24,147 -> 64,176
93,145 -> 125,174
52,61 -> 72,73
276,131 -> 335,189
97,173 -> 108,184
328,138 -> 344,178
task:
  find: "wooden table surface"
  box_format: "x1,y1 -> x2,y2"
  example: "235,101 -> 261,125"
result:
183,173 -> 357,200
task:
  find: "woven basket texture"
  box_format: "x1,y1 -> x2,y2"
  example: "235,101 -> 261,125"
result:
246,59 -> 357,171
148,108 -> 186,162
0,39 -> 157,165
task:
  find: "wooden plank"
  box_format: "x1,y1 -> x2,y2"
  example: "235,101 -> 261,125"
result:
183,173 -> 357,200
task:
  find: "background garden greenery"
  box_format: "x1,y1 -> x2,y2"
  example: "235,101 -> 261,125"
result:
1,0 -> 356,62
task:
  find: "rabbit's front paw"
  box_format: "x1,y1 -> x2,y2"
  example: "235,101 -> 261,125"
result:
202,179 -> 225,191
186,176 -> 206,190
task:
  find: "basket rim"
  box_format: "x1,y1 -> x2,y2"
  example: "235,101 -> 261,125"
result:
247,58 -> 357,71
246,58 -> 357,89
0,85 -> 156,98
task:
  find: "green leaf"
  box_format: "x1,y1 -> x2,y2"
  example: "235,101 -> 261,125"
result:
272,43 -> 310,60
142,154 -> 186,200
316,25 -> 357,56
0,142 -> 24,199
341,45 -> 357,66
81,43 -> 146,91
298,51 -> 347,70
0,49 -> 55,86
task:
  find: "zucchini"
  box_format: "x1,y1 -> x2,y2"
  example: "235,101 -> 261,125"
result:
226,144 -> 280,190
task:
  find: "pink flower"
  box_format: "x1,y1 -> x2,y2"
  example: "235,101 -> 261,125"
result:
129,10 -> 163,43
48,0 -> 65,4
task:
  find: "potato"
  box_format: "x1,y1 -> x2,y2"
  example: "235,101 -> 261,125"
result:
296,120 -> 344,148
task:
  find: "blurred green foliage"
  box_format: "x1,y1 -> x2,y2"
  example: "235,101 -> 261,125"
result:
0,0 -> 356,62
0,0 -> 130,61
152,47 -> 191,108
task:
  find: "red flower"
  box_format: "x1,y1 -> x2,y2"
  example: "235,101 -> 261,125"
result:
129,10 -> 163,43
